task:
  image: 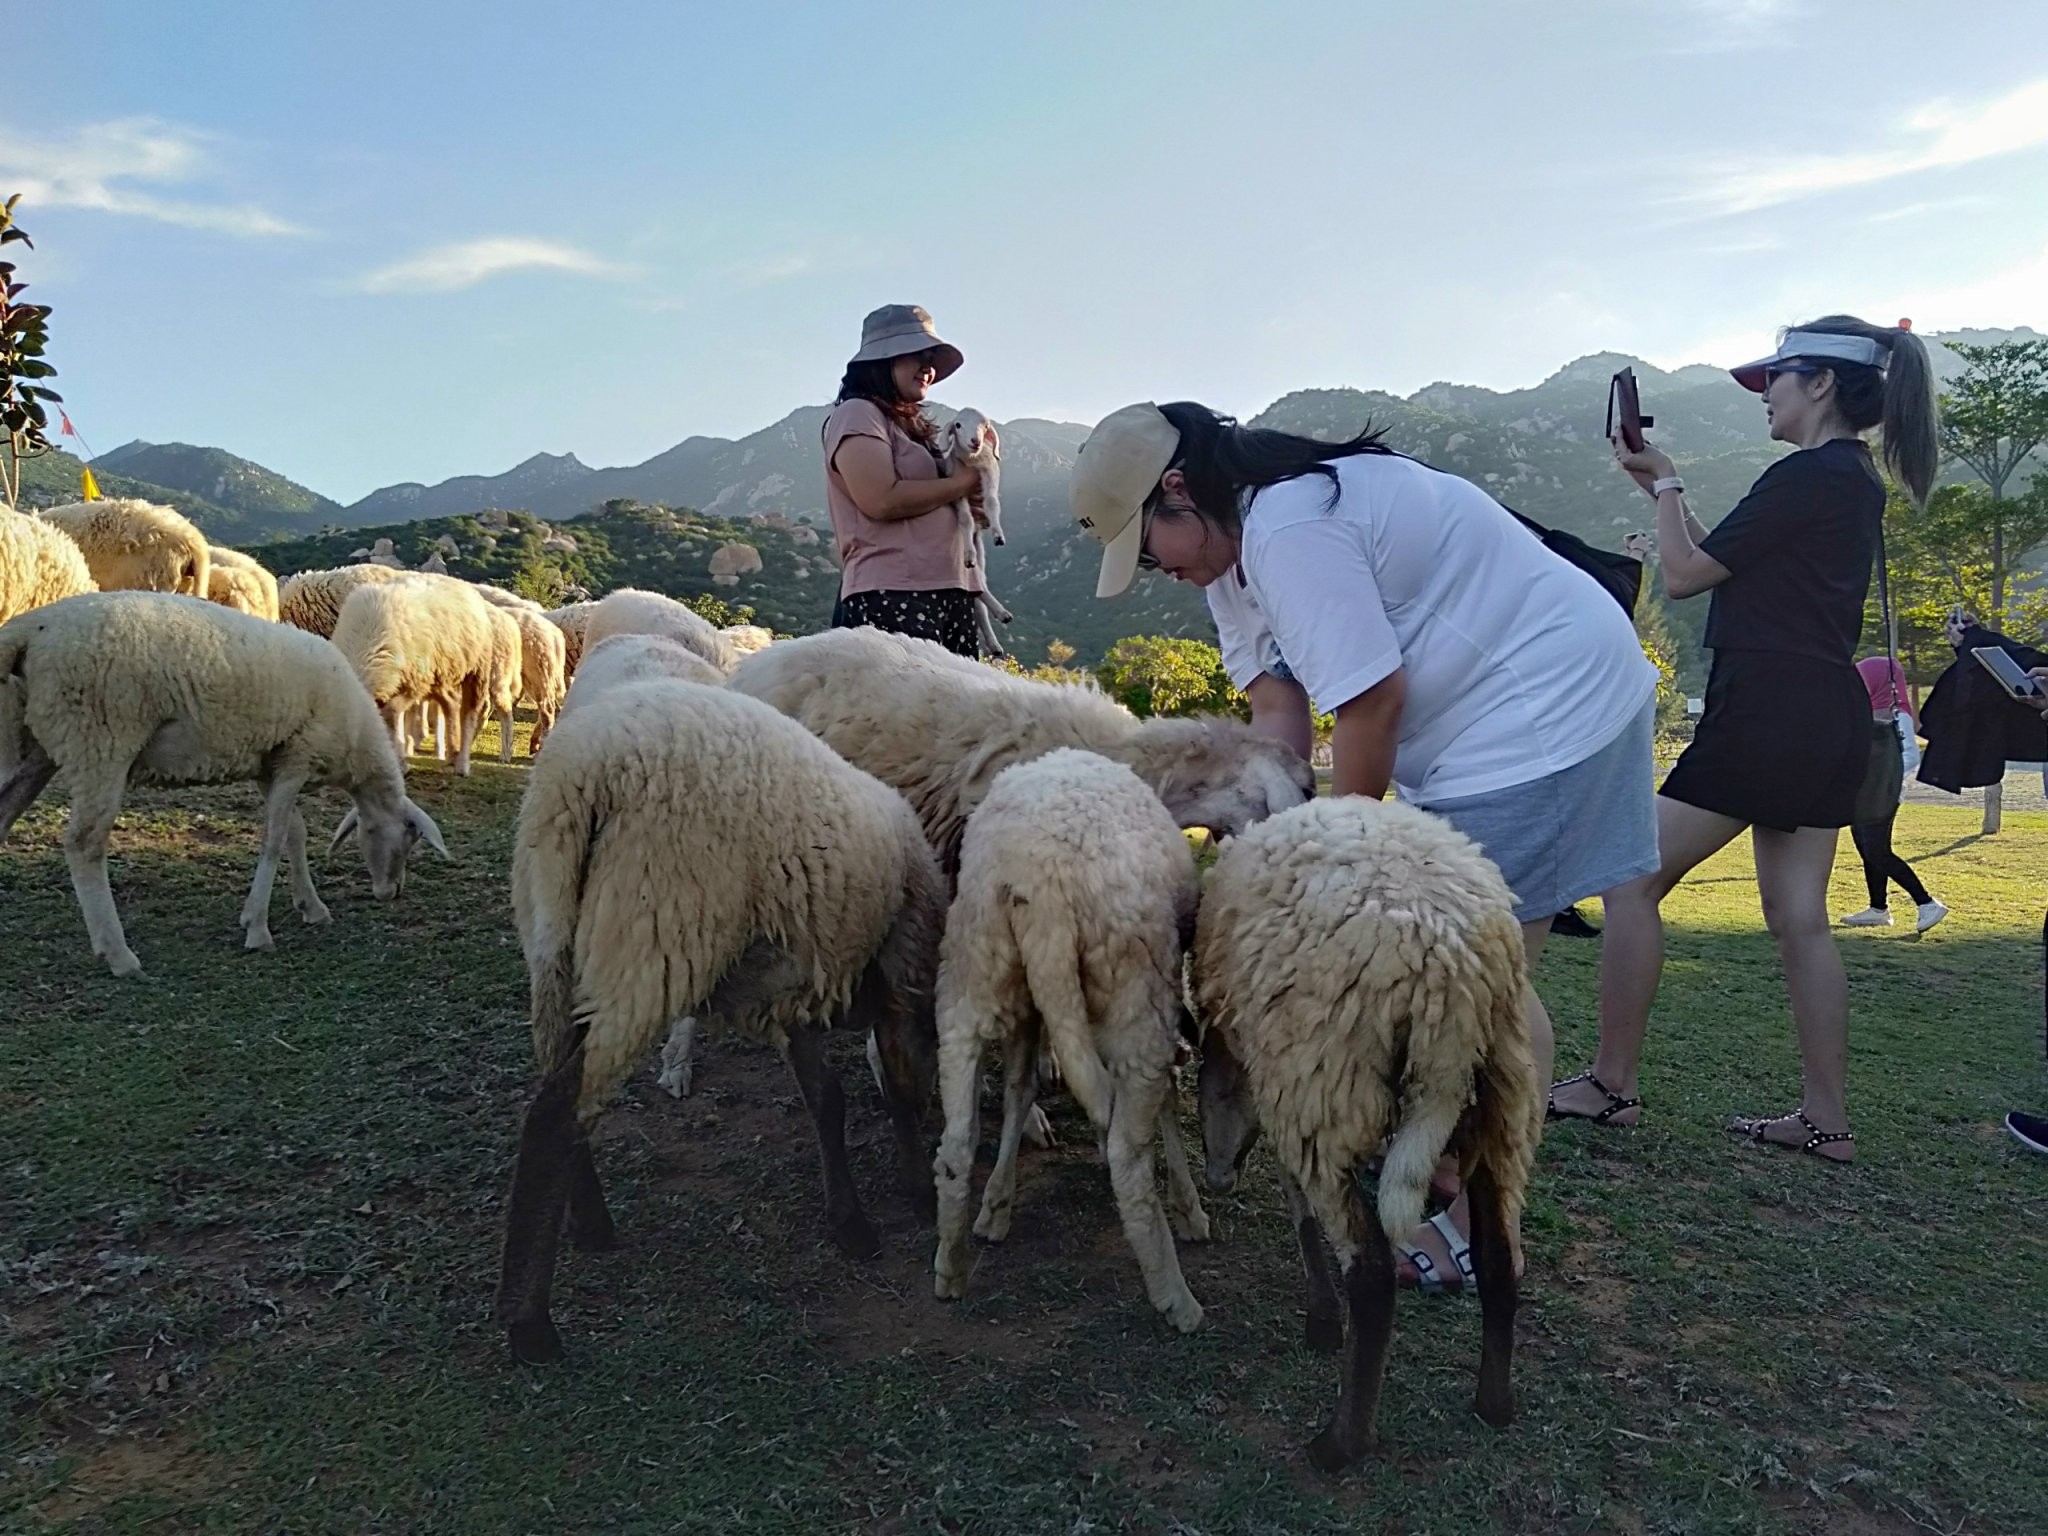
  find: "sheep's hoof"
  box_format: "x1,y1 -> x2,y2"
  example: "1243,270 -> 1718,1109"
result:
1170,1206 -> 1212,1244
828,1213 -> 882,1261
1022,1106 -> 1056,1149
1303,1309 -> 1344,1356
299,899 -> 332,927
506,1317 -> 564,1366
243,927 -> 276,953
1305,1424 -> 1370,1475
972,1206 -> 1011,1243
933,1265 -> 967,1301
1162,1295 -> 1204,1333
655,1059 -> 693,1098
1473,1387 -> 1516,1429
104,949 -> 143,978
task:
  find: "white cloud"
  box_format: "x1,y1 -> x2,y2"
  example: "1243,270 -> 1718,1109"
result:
0,117 -> 306,237
1678,76 -> 2048,215
1896,242 -> 2048,333
1660,0 -> 1801,54
356,237 -> 634,294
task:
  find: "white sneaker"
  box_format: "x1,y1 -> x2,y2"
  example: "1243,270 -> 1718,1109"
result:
1839,907 -> 1892,927
1915,901 -> 1950,933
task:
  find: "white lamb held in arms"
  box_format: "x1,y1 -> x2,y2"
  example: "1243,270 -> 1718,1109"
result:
726,627 -> 1313,877
496,678 -> 947,1365
932,749 -> 1210,1332
940,408 -> 1011,658
1193,795 -> 1539,1473
0,592 -> 449,976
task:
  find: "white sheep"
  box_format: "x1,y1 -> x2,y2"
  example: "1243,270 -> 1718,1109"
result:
1192,795 -> 1539,1472
1,509 -> 96,624
472,587 -> 568,757
543,601 -> 597,676
579,587 -> 736,674
278,563 -> 407,638
37,498 -> 210,601
932,749 -> 1209,1331
477,604 -> 525,762
206,545 -> 281,622
0,592 -> 449,975
329,574 -> 499,775
726,626 -> 1314,877
495,677 -> 946,1364
940,409 -> 1012,657
719,622 -> 775,658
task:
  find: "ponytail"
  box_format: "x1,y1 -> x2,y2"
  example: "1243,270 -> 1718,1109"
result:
1787,314 -> 1940,505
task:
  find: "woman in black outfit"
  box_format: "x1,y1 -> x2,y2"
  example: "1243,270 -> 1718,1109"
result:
1549,316 -> 1939,1163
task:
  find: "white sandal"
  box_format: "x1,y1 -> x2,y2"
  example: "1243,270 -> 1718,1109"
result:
1397,1209 -> 1477,1296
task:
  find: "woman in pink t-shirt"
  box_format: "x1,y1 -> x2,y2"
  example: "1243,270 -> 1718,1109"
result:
1839,652 -> 1947,931
821,304 -> 986,657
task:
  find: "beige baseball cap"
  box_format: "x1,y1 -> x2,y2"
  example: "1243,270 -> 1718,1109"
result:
1072,402 -> 1180,598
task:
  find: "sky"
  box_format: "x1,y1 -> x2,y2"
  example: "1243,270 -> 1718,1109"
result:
9,0 -> 2048,504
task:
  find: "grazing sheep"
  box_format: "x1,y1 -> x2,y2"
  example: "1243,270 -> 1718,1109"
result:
544,601 -> 597,675
1,510 -> 96,624
1192,795 -> 1538,1472
726,627 -> 1313,877
580,587 -> 736,673
496,678 -> 946,1364
932,749 -> 1208,1331
940,409 -> 1012,658
477,605 -> 525,762
720,623 -> 775,659
38,498 -> 210,600
472,589 -> 567,758
330,575 -> 498,775
206,545 -> 281,622
0,592 -> 449,976
278,562 -> 407,637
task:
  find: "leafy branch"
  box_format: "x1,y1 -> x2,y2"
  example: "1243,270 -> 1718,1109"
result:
1,194 -> 62,509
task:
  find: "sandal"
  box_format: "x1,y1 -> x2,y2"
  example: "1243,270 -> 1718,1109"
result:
1396,1209 -> 1477,1296
1547,1069 -> 1641,1126
1728,1109 -> 1854,1161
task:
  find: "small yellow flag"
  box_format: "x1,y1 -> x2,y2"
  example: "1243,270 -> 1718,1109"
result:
81,466 -> 101,500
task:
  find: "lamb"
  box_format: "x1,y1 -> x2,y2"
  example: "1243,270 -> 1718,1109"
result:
0,592 -> 449,976
579,587 -> 735,673
1,509 -> 96,624
543,601 -> 597,676
206,545 -> 281,622
37,498 -> 210,600
932,749 -> 1209,1331
496,678 -> 946,1364
940,409 -> 1012,658
278,562 -> 407,637
1191,795 -> 1539,1472
329,574 -> 500,775
726,626 -> 1314,877
472,587 -> 568,757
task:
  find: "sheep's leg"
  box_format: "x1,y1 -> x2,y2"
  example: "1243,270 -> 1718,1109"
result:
1281,1170 -> 1344,1355
240,771 -> 309,952
655,1014 -> 698,1097
431,702 -> 449,761
496,1045 -> 589,1365
870,999 -> 938,1222
972,1034 -> 1039,1242
782,1023 -> 880,1260
931,1026 -> 984,1300
1305,1180 -> 1397,1475
1465,1160 -> 1518,1429
0,744 -> 57,841
564,1139 -> 617,1252
63,771 -> 141,977
1157,1097 -> 1211,1244
973,598 -> 1006,659
283,808 -> 332,927
497,706 -> 516,764
455,686 -> 485,777
1105,1072 -> 1203,1332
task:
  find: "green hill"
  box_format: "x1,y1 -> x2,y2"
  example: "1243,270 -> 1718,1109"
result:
92,440 -> 341,535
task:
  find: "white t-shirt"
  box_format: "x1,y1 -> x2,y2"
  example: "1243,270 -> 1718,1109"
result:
1206,453 -> 1656,803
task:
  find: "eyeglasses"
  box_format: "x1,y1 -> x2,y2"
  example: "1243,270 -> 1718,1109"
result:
1763,363 -> 1821,387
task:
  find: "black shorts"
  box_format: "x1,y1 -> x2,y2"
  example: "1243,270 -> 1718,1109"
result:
831,588 -> 982,659
1660,650 -> 1868,832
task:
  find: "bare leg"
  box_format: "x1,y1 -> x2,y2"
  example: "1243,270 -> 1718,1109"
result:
1746,824 -> 1854,1157
1104,1071 -> 1203,1331
240,771 -> 309,952
282,808 -> 332,926
782,1024 -> 880,1258
1305,1180 -> 1398,1474
1282,1170 -> 1344,1355
1465,1159 -> 1519,1428
495,1046 -> 588,1364
932,1026 -> 984,1300
63,770 -> 140,976
972,1032 -> 1041,1242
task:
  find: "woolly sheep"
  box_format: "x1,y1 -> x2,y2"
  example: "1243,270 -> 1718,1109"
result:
329,574 -> 499,775
719,622 -> 775,658
544,601 -> 597,675
0,592 -> 449,976
0,509 -> 96,624
478,604 -> 525,760
38,498 -> 210,600
1192,795 -> 1539,1471
726,627 -> 1314,877
278,562 -> 407,638
579,587 -> 736,673
206,545 -> 281,622
495,678 -> 946,1364
932,749 -> 1209,1331
473,588 -> 568,758
939,409 -> 1012,658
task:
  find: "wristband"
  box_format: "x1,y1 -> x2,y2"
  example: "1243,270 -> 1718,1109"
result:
1651,476 -> 1686,497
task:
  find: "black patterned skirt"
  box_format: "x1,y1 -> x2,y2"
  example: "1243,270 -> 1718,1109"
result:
831,588 -> 982,659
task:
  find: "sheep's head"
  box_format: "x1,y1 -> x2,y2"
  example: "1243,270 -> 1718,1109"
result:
329,794 -> 451,897
1121,718 -> 1314,841
1196,1025 -> 1259,1194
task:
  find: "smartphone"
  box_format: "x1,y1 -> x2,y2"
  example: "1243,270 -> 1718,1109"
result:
1971,646 -> 2044,700
1606,368 -> 1655,453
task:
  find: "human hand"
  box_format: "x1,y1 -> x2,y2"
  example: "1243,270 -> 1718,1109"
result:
1611,432 -> 1676,495
1623,531 -> 1653,561
2030,668 -> 2048,715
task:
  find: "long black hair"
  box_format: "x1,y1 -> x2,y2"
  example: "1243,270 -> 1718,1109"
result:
1783,315 -> 1939,505
1154,401 -> 1393,534
837,357 -> 938,447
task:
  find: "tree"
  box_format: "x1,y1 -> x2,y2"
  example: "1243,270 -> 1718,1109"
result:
1097,636 -> 1246,718
0,195 -> 60,510
1873,480 -> 2048,667
1634,596 -> 1687,736
1044,639 -> 1077,668
1939,338 -> 2048,619
507,558 -> 569,608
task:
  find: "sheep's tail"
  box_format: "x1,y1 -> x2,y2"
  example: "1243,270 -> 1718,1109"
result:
1009,890 -> 1112,1128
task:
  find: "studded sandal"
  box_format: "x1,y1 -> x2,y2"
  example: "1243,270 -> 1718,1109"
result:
1547,1069 -> 1642,1125
1728,1108 -> 1854,1161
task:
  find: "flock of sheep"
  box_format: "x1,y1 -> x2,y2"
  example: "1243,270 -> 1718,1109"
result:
1,493 -> 1542,1472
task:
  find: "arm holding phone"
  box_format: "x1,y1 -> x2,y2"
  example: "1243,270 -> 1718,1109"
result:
1613,434 -> 1729,598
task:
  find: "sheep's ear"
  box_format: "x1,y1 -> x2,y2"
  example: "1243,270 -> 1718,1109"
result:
403,799 -> 451,860
327,806 -> 360,855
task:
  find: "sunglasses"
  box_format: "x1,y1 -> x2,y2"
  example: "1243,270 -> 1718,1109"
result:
1762,363 -> 1821,387
1135,498 -> 1163,572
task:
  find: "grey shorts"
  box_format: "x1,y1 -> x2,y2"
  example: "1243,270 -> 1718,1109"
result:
1418,699 -> 1660,925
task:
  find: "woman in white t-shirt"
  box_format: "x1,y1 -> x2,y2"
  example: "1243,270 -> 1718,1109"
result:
1073,400 -> 1660,1293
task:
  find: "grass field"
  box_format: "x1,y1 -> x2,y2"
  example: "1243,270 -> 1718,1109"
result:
4,735 -> 2045,1535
